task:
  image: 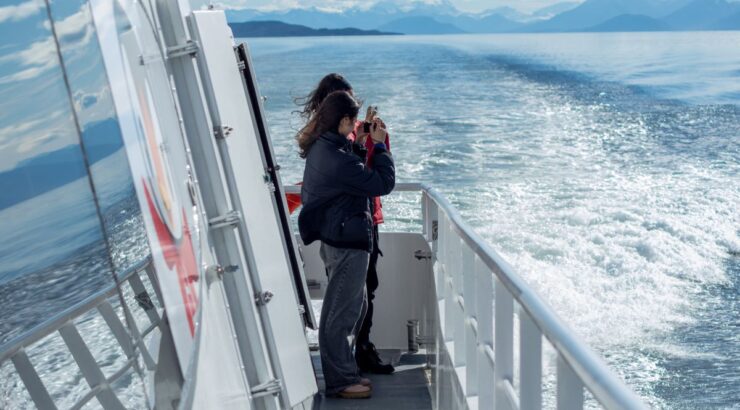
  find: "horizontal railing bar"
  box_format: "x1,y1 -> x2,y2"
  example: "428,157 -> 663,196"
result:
501,379 -> 521,410
285,183 -> 645,409
0,257 -> 152,363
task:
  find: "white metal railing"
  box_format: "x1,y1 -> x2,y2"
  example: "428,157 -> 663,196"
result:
416,182 -> 645,410
286,182 -> 646,410
0,257 -> 161,410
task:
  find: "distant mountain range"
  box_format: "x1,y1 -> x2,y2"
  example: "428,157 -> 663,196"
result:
0,119 -> 122,210
229,21 -> 398,37
226,0 -> 740,36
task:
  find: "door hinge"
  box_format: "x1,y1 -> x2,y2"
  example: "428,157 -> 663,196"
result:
214,125 -> 234,140
205,264 -> 239,285
208,211 -> 241,229
167,40 -> 199,58
250,378 -> 281,398
255,290 -> 274,306
414,250 -> 433,260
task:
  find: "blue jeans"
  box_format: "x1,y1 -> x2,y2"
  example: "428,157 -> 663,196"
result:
319,243 -> 369,395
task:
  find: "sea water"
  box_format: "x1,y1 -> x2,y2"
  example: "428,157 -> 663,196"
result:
246,32 -> 740,409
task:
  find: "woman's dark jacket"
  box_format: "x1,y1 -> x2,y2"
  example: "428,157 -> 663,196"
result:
298,131 -> 395,251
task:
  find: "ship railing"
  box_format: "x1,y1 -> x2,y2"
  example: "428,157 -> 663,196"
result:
0,257 -> 161,410
286,182 -> 646,410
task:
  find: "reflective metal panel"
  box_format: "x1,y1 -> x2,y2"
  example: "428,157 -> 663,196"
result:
0,0 -> 111,346
47,0 -> 148,277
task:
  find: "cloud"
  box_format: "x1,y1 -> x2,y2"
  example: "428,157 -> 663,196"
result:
0,108 -> 71,157
0,36 -> 58,85
0,107 -> 75,171
0,0 -> 44,24
0,3 -> 96,85
52,3 -> 95,48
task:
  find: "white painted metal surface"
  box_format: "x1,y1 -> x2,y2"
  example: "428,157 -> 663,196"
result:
188,11 -> 316,408
92,2 -> 259,407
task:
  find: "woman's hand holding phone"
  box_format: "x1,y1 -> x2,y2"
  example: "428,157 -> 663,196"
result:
355,122 -> 369,144
370,118 -> 387,144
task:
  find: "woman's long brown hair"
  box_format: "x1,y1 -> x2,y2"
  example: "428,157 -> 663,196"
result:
294,73 -> 353,120
296,90 -> 361,158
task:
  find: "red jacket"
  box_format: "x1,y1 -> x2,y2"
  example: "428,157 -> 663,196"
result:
348,121 -> 391,225
286,122 -> 391,226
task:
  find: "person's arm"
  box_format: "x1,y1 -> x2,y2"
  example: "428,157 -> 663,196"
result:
339,122 -> 394,196
337,149 -> 395,197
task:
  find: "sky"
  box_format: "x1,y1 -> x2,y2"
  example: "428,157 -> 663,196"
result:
213,0 -> 583,14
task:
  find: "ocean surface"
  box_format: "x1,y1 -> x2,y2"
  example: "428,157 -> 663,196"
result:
245,32 -> 740,409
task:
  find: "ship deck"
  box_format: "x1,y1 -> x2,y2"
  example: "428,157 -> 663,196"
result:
311,349 -> 433,410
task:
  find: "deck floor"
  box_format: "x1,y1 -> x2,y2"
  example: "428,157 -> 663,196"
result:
311,350 -> 432,410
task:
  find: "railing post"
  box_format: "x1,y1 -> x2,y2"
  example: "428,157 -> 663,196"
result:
494,278 -> 514,410
520,312 -> 542,410
451,236 -> 466,368
442,217 -> 454,341
128,272 -> 161,326
98,301 -> 135,359
462,244 -> 477,397
11,351 -> 57,410
557,355 -> 584,410
475,257 -> 494,409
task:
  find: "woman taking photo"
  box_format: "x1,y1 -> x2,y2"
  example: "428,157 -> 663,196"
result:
297,90 -> 395,399
292,73 -> 395,375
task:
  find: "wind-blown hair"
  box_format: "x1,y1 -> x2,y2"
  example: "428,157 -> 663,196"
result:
295,73 -> 353,120
296,90 -> 361,159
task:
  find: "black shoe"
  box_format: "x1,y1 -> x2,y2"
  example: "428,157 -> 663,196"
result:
356,343 -> 395,374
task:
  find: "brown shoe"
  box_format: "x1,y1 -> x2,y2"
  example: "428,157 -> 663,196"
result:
360,378 -> 372,386
337,384 -> 371,399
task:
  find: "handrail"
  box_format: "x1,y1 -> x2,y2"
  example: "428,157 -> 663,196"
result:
0,256 -> 152,363
284,182 -> 645,409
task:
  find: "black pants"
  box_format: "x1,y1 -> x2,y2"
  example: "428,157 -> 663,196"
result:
356,225 -> 380,348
